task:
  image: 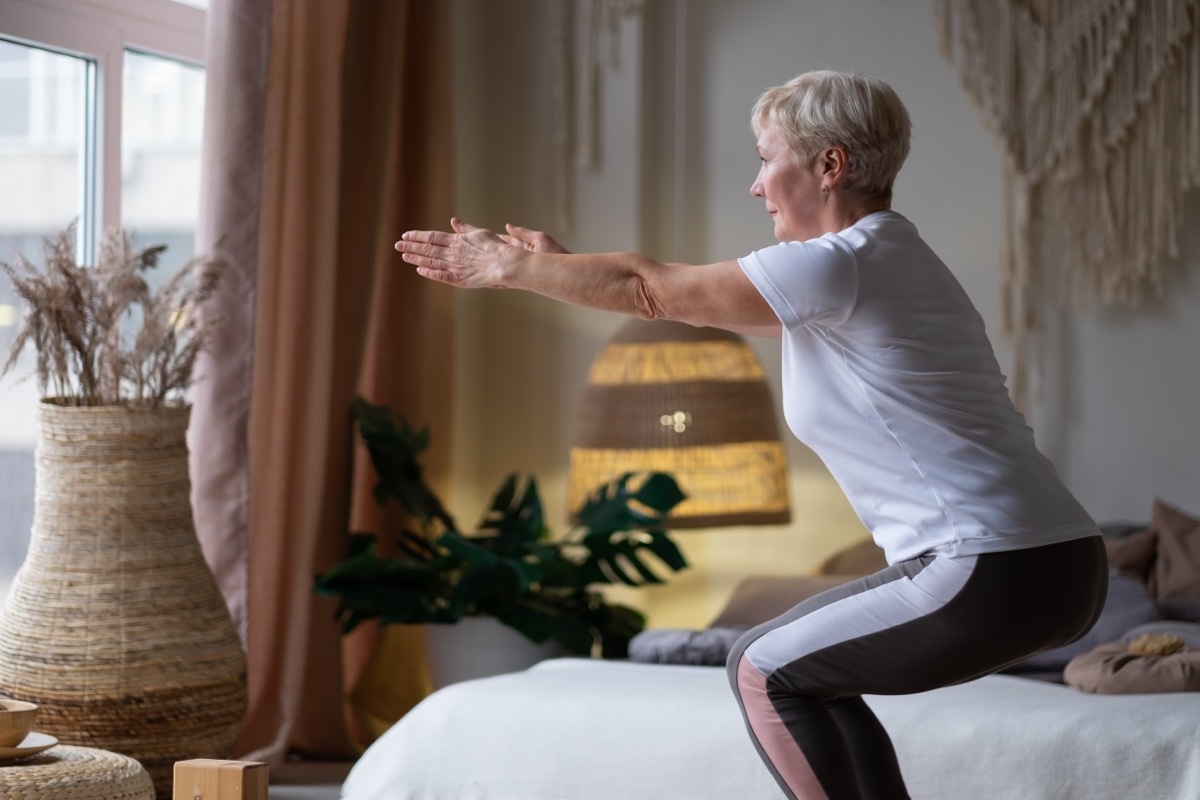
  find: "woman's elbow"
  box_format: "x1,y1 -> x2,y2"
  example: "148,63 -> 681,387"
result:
631,277 -> 668,320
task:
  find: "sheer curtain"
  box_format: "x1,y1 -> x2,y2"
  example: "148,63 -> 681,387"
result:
190,0 -> 455,764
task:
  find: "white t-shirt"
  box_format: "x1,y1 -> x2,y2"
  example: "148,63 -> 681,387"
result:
738,210 -> 1098,564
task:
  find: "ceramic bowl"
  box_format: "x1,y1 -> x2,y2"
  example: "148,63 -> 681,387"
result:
0,699 -> 37,748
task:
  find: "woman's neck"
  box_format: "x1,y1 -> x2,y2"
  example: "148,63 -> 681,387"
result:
821,198 -> 890,235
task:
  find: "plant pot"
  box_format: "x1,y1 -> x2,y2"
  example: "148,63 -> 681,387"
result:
422,617 -> 567,690
0,401 -> 247,799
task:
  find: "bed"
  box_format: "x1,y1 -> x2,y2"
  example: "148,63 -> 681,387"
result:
341,658 -> 1200,799
341,502 -> 1200,799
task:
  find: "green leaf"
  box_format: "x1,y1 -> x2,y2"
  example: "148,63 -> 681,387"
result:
477,473 -> 548,545
353,397 -> 458,532
448,562 -> 521,618
579,528 -> 689,587
436,531 -> 541,593
346,531 -> 379,558
631,472 -> 688,514
495,590 -> 648,658
574,472 -> 685,534
493,593 -> 601,655
312,534 -> 461,632
587,601 -> 646,659
394,529 -> 438,561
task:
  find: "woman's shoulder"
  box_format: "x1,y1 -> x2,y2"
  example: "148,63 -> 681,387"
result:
742,235 -> 856,280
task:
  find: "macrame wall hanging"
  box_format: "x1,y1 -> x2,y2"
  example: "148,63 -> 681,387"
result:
935,0 -> 1200,404
551,0 -> 644,230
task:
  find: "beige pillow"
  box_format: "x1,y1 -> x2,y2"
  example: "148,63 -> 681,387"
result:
818,538 -> 886,576
1150,499 -> 1200,601
1065,640 -> 1200,694
1104,526 -> 1157,584
708,575 -> 858,629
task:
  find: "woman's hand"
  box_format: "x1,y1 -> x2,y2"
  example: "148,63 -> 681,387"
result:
500,224 -> 571,254
396,218 -> 518,288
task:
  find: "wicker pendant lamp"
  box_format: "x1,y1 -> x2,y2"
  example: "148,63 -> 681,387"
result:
568,318 -> 791,528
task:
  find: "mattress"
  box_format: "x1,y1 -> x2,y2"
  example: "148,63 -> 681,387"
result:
342,658 -> 1200,799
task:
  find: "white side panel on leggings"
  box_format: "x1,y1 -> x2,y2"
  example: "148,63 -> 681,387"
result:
745,555 -> 977,677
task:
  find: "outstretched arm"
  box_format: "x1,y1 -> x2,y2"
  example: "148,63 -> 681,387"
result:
396,218 -> 780,335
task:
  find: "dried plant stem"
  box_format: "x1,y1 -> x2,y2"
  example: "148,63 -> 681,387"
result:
0,221 -> 224,407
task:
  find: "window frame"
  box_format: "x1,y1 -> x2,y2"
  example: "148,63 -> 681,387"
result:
0,0 -> 205,255
0,0 -> 207,599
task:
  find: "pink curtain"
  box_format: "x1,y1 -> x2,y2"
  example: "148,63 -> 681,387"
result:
191,0 -> 455,764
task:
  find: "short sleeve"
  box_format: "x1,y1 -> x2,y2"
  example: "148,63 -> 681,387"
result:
737,236 -> 858,330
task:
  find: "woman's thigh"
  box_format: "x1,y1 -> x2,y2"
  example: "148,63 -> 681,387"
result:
729,536 -> 1108,698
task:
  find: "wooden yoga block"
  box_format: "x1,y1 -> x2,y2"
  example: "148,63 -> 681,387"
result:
172,759 -> 269,800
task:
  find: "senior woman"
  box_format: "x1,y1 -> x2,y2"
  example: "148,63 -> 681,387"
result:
396,70 -> 1108,800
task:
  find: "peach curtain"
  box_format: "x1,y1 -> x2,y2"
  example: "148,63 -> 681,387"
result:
191,0 -> 455,764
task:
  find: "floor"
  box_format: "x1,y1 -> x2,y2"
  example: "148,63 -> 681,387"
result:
269,787 -> 342,800
270,761 -> 353,799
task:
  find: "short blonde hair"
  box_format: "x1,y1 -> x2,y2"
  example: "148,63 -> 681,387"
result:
752,71 -> 911,206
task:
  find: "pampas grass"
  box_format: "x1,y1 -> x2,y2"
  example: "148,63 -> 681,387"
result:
0,221 -> 224,406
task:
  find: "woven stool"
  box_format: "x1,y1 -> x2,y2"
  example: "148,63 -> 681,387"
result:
0,746 -> 153,799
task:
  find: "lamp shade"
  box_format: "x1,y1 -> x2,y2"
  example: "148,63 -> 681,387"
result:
568,318 -> 791,528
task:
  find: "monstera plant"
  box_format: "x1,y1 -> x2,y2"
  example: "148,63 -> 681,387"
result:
314,397 -> 689,659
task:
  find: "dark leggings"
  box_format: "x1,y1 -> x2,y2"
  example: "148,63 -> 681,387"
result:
726,535 -> 1109,799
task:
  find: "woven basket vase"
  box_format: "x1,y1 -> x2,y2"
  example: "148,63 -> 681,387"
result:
0,401 -> 247,800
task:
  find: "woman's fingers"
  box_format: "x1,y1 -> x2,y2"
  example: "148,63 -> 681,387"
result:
505,224 -> 542,250
395,225 -> 478,263
395,234 -> 447,264
450,217 -> 486,235
503,224 -> 532,247
504,223 -> 570,254
395,229 -> 459,286
396,228 -> 453,251
397,219 -> 487,250
395,219 -> 510,288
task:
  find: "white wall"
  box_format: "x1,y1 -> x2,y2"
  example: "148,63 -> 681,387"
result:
1034,193 -> 1200,520
450,0 -> 1200,625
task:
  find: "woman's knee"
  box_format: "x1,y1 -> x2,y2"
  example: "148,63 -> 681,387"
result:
726,628 -> 758,691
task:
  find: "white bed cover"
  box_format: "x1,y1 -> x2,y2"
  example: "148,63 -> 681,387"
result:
343,657 -> 1200,799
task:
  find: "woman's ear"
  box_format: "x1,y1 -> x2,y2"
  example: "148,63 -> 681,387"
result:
819,146 -> 850,185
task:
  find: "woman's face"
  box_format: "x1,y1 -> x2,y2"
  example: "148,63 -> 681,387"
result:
750,121 -> 823,242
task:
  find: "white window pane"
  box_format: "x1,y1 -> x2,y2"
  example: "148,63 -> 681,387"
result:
122,49 -> 205,275
0,39 -> 92,605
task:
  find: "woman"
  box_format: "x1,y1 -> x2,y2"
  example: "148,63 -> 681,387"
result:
396,70 -> 1108,800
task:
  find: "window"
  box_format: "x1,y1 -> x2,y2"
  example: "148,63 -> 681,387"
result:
122,49 -> 206,281
0,0 -> 206,604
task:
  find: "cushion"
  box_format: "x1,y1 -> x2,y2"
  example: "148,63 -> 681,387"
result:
1122,621 -> 1200,649
1158,598 -> 1200,623
1104,526 -> 1157,584
1149,499 -> 1200,601
707,574 -> 858,629
1005,568 -> 1160,673
627,627 -> 745,666
1100,521 -> 1152,539
1065,640 -> 1200,694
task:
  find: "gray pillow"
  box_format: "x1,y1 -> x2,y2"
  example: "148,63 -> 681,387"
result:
627,627 -> 746,666
1158,598 -> 1200,623
1007,568 -> 1161,672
